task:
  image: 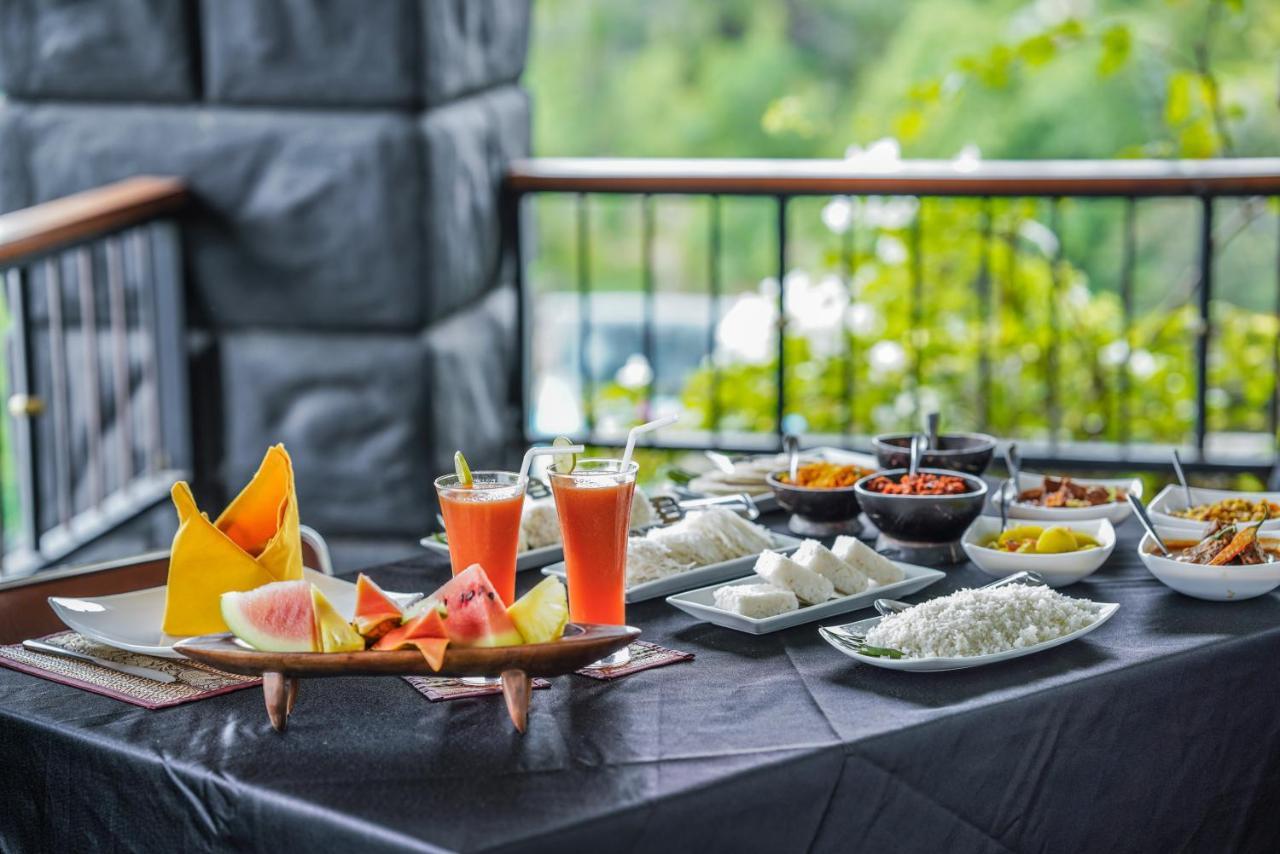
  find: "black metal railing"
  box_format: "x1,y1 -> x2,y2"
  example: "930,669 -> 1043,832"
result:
0,178 -> 192,575
505,157 -> 1280,474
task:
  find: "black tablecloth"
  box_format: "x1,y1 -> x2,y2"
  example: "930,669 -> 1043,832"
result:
4,518 -> 1280,853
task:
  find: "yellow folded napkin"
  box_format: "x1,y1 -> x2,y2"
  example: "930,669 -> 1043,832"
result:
162,444 -> 303,635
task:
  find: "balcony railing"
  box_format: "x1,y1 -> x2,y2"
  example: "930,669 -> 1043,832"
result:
505,157 -> 1280,475
0,177 -> 193,575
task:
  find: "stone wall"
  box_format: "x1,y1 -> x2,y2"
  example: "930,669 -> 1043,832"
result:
0,0 -> 532,569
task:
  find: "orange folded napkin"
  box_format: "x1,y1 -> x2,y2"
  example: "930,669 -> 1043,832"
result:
162,444 -> 303,635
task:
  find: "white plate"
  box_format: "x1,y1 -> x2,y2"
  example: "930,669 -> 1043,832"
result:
961,516 -> 1116,587
997,472 -> 1142,525
665,561 -> 945,635
821,601 -> 1119,671
419,536 -> 565,572
542,532 -> 803,603
1137,524 -> 1280,601
1147,485 -> 1280,532
48,569 -> 421,659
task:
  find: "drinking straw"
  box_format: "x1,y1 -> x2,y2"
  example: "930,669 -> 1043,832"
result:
519,443 -> 584,483
622,414 -> 680,468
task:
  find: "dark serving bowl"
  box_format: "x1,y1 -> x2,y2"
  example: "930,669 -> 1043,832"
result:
766,470 -> 865,536
853,468 -> 989,544
873,432 -> 997,476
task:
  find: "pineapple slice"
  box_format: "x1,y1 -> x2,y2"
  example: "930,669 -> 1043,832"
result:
312,586 -> 365,653
507,576 -> 569,644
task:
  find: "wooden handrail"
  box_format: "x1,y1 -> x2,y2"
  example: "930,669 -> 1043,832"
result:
506,157 -> 1280,197
0,176 -> 190,265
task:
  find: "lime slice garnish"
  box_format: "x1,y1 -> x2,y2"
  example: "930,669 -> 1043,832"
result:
454,450 -> 473,487
552,436 -> 577,474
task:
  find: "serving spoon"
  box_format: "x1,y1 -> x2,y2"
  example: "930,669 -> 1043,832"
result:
784,434 -> 801,482
1003,442 -> 1020,489
1127,492 -> 1171,557
998,477 -> 1012,532
871,570 -> 1047,617
924,410 -> 940,451
908,433 -> 922,478
1171,449 -> 1194,510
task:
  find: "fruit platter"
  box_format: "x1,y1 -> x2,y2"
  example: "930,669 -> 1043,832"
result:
175,565 -> 638,734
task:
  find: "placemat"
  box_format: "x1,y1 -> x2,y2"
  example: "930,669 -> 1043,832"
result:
574,641 -> 694,680
404,676 -> 551,702
0,631 -> 260,710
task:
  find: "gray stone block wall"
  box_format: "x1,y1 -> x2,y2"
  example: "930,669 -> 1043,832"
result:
0,1 -> 532,569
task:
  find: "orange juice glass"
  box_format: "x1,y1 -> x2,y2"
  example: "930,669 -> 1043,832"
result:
434,471 -> 524,606
549,458 -> 637,666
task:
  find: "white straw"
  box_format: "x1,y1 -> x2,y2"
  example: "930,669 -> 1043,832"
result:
622,414 -> 679,468
519,444 -> 584,483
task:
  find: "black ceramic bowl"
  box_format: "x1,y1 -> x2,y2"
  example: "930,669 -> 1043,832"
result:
872,432 -> 997,476
766,470 -> 866,536
853,468 -> 989,544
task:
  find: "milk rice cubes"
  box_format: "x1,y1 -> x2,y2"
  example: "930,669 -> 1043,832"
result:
792,539 -> 867,595
754,551 -> 834,605
712,583 -> 799,619
832,535 -> 904,586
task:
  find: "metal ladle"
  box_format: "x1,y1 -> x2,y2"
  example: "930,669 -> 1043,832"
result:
1003,442 -> 1020,488
1127,492 -> 1171,557
908,433 -> 922,478
998,477 -> 1011,533
784,434 -> 801,482
924,410 -> 940,451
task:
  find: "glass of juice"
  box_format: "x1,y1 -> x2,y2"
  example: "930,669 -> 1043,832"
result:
434,471 -> 524,606
548,458 -> 638,667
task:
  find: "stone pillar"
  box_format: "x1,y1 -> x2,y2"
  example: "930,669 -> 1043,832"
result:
0,0 -> 532,568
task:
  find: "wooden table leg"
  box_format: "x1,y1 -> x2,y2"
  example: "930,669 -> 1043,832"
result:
285,677 -> 299,716
501,669 -> 532,734
263,672 -> 291,732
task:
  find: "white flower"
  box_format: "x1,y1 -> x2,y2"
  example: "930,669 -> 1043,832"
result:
876,235 -> 908,265
717,292 -> 777,365
861,196 -> 918,229
847,302 -> 881,336
822,197 -> 854,234
1100,340 -> 1129,366
1019,220 -> 1060,256
615,353 -> 653,390
1130,349 -> 1158,379
869,340 -> 907,374
845,138 -> 901,172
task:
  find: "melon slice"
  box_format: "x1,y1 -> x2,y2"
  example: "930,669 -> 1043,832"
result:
221,580 -> 318,652
507,576 -> 568,644
352,573 -> 402,641
312,586 -> 365,653
374,603 -> 450,670
430,564 -> 523,647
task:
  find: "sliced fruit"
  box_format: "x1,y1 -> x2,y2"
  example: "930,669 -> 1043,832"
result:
430,564 -> 523,647
454,450 -> 473,487
998,525 -> 1044,546
1036,526 -> 1078,554
552,435 -> 577,474
352,573 -> 403,641
220,580 -> 317,652
313,585 -> 365,653
507,576 -> 568,644
374,603 -> 450,670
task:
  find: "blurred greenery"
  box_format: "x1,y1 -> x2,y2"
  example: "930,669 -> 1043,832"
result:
525,0 -> 1280,456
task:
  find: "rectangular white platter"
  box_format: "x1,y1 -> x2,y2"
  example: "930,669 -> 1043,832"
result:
1146,484 -> 1280,532
820,601 -> 1119,672
48,568 -> 421,660
541,532 -> 803,604
665,560 -> 944,635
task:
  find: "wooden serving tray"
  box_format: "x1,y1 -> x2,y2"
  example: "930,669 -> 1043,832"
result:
174,623 -> 639,733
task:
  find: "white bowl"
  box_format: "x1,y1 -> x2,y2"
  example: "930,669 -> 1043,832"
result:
993,472 -> 1142,526
1137,524 -> 1280,601
1147,484 -> 1280,532
962,516 -> 1116,587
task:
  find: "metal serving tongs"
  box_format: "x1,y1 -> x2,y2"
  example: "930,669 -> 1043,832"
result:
1127,492 -> 1171,557
649,492 -> 761,526
820,572 -> 1046,657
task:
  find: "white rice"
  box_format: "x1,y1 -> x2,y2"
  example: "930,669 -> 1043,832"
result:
630,485 -> 656,528
863,585 -> 1102,659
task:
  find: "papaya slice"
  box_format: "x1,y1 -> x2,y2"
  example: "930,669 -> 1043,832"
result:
373,604 -> 450,671
352,573 -> 403,641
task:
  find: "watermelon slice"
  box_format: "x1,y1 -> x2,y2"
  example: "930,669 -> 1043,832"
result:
374,604 -> 450,670
352,573 -> 402,641
312,586 -> 365,653
221,580 -> 318,652
429,564 -> 523,648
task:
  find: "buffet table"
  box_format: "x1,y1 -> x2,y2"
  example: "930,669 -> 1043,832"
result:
3,519 -> 1280,853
